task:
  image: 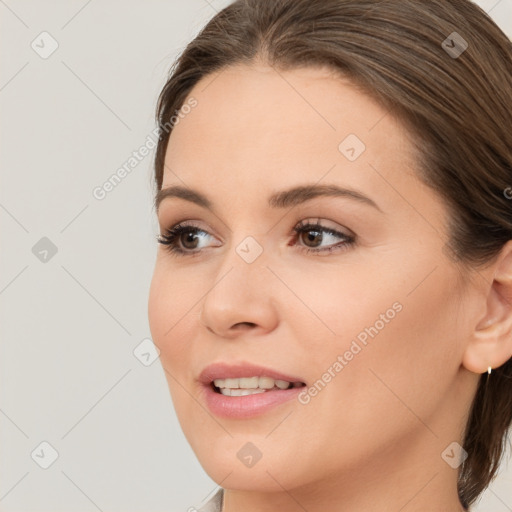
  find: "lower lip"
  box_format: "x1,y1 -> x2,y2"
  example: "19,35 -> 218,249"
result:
201,384 -> 304,419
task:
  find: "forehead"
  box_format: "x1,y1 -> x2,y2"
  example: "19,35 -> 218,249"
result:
162,63 -> 420,212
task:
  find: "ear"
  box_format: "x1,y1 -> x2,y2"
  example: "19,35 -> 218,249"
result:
462,240 -> 512,374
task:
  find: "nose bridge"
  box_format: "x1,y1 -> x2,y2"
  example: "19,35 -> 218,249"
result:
199,230 -> 279,334
216,220 -> 271,280
211,231 -> 271,303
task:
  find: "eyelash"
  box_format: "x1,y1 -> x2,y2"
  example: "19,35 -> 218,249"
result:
156,219 -> 356,258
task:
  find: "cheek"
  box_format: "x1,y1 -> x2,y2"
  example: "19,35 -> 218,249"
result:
275,257 -> 404,356
148,265 -> 201,429
287,253 -> 462,421
148,263 -> 196,371
314,269 -> 460,434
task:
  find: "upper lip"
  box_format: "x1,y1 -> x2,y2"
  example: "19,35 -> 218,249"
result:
199,361 -> 306,385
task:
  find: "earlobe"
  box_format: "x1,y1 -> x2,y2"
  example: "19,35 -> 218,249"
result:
461,240 -> 512,374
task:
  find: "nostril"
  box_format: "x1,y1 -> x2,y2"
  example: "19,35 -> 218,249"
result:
233,322 -> 257,329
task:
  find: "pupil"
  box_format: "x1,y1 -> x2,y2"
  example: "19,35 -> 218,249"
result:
182,232 -> 199,249
303,230 -> 322,247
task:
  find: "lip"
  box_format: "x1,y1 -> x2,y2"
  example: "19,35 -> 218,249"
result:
198,361 -> 306,419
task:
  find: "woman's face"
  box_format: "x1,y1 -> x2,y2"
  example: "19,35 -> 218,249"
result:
148,64 -> 481,494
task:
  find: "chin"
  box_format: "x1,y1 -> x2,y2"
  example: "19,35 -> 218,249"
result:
185,429 -> 303,491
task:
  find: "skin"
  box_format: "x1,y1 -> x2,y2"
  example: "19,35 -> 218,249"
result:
148,62 -> 512,512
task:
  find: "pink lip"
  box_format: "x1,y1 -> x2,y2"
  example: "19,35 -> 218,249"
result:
198,361 -> 306,419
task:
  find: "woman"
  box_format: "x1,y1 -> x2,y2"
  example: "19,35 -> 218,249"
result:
148,0 -> 512,510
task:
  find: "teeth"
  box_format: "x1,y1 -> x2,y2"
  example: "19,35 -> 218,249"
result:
224,378 -> 239,388
239,377 -> 259,389
259,377 -> 275,389
213,376 -> 295,391
219,388 -> 267,396
275,380 -> 291,389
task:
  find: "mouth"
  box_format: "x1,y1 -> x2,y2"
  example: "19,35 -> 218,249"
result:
211,376 -> 306,396
199,362 -> 307,418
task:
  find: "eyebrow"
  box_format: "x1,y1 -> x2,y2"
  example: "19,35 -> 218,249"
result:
155,183 -> 383,214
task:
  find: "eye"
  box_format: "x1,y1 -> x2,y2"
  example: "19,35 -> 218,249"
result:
157,219 -> 356,257
157,222 -> 217,257
291,219 -> 356,255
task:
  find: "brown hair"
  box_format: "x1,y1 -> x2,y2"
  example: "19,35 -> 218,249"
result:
153,0 -> 512,508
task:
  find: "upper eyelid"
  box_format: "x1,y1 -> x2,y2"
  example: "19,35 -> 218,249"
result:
162,219 -> 354,244
161,218 -> 351,235
161,220 -> 215,235
156,192 -> 379,234
295,218 -> 354,234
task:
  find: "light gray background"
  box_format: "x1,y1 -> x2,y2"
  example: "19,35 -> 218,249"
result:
1,1 -> 511,511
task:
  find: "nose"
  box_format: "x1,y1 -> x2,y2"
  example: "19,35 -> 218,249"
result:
199,243 -> 279,339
